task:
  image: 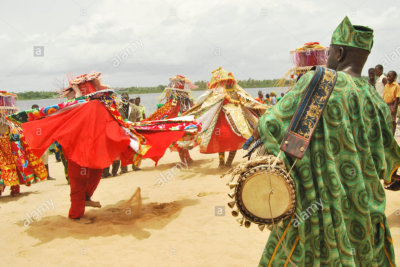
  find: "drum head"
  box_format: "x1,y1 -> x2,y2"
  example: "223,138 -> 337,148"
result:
241,170 -> 291,220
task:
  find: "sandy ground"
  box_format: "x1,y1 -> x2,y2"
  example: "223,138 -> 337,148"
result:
1,149 -> 400,267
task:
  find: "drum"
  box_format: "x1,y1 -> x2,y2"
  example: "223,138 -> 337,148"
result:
227,155 -> 296,230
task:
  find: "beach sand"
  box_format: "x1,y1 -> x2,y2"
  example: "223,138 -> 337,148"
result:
1,149 -> 399,266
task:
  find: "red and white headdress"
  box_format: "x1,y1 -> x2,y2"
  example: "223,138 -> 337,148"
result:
166,75 -> 197,91
62,72 -> 111,99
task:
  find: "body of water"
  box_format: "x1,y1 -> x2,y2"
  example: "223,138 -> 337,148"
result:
16,87 -> 289,116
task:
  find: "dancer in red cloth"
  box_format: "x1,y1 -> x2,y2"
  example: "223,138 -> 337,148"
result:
9,73 -> 133,221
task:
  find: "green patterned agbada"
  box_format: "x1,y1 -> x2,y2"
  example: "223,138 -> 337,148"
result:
258,71 -> 400,266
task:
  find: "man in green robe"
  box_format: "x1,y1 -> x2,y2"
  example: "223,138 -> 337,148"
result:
257,17 -> 399,266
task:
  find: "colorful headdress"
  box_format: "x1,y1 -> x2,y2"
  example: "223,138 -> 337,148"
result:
62,72 -> 111,99
158,75 -> 197,104
166,75 -> 197,91
331,16 -> 374,52
0,91 -> 18,124
208,67 -> 237,89
290,42 -> 328,69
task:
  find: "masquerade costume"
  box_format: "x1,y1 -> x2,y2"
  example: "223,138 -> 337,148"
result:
8,73 -> 138,218
0,92 -> 47,196
184,67 -> 265,167
144,75 -> 198,164
257,17 -> 397,266
126,75 -> 201,166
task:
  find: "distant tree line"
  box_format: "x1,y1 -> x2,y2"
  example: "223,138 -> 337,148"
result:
14,79 -> 291,100
115,85 -> 166,94
14,91 -> 58,100
116,78 -> 290,95
194,78 -> 290,90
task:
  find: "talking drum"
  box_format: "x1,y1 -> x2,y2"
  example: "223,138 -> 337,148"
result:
227,155 -> 296,231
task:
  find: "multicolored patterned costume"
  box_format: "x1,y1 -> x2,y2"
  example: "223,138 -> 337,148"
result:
0,92 -> 47,196
184,67 -> 266,167
145,75 -> 198,164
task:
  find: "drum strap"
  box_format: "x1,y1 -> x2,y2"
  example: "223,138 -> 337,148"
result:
280,66 -> 337,159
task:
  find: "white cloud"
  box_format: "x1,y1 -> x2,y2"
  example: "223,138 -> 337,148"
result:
0,0 -> 399,92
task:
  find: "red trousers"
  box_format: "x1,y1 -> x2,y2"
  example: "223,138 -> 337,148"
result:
68,161 -> 102,219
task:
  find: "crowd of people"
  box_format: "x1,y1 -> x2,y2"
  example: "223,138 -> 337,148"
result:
1,15 -> 400,266
255,90 -> 285,105
102,93 -> 146,177
368,64 -> 400,135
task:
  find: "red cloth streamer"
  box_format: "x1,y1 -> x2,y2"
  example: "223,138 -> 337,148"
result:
21,100 -> 130,169
203,112 -> 246,153
140,130 -> 185,165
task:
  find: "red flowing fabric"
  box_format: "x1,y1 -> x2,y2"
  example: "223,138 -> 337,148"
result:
21,100 -> 130,169
140,131 -> 185,164
120,147 -> 135,167
203,111 -> 246,153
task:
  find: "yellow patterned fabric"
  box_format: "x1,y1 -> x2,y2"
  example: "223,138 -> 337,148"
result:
0,133 -> 19,186
208,67 -> 237,89
0,125 -> 47,191
222,104 -> 252,139
145,102 -> 174,121
197,102 -> 223,151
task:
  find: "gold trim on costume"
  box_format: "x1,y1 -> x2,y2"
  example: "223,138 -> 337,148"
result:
295,69 -> 336,139
284,236 -> 299,267
268,214 -> 295,267
380,222 -> 395,267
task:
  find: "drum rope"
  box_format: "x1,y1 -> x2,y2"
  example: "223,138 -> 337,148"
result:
268,151 -> 298,267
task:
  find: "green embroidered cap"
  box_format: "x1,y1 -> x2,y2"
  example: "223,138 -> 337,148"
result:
331,16 -> 374,52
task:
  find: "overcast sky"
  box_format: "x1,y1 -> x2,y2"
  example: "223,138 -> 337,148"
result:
0,0 -> 399,92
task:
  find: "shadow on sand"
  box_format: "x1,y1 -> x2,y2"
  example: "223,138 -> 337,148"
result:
180,159 -> 238,179
23,198 -> 199,245
133,157 -> 239,180
0,191 -> 40,203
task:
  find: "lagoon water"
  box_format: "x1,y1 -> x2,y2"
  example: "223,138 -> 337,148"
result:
16,87 -> 288,115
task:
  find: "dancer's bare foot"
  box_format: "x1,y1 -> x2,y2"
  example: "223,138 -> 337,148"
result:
85,200 -> 102,208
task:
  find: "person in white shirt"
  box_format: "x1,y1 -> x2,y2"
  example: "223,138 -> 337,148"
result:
375,64 -> 387,97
